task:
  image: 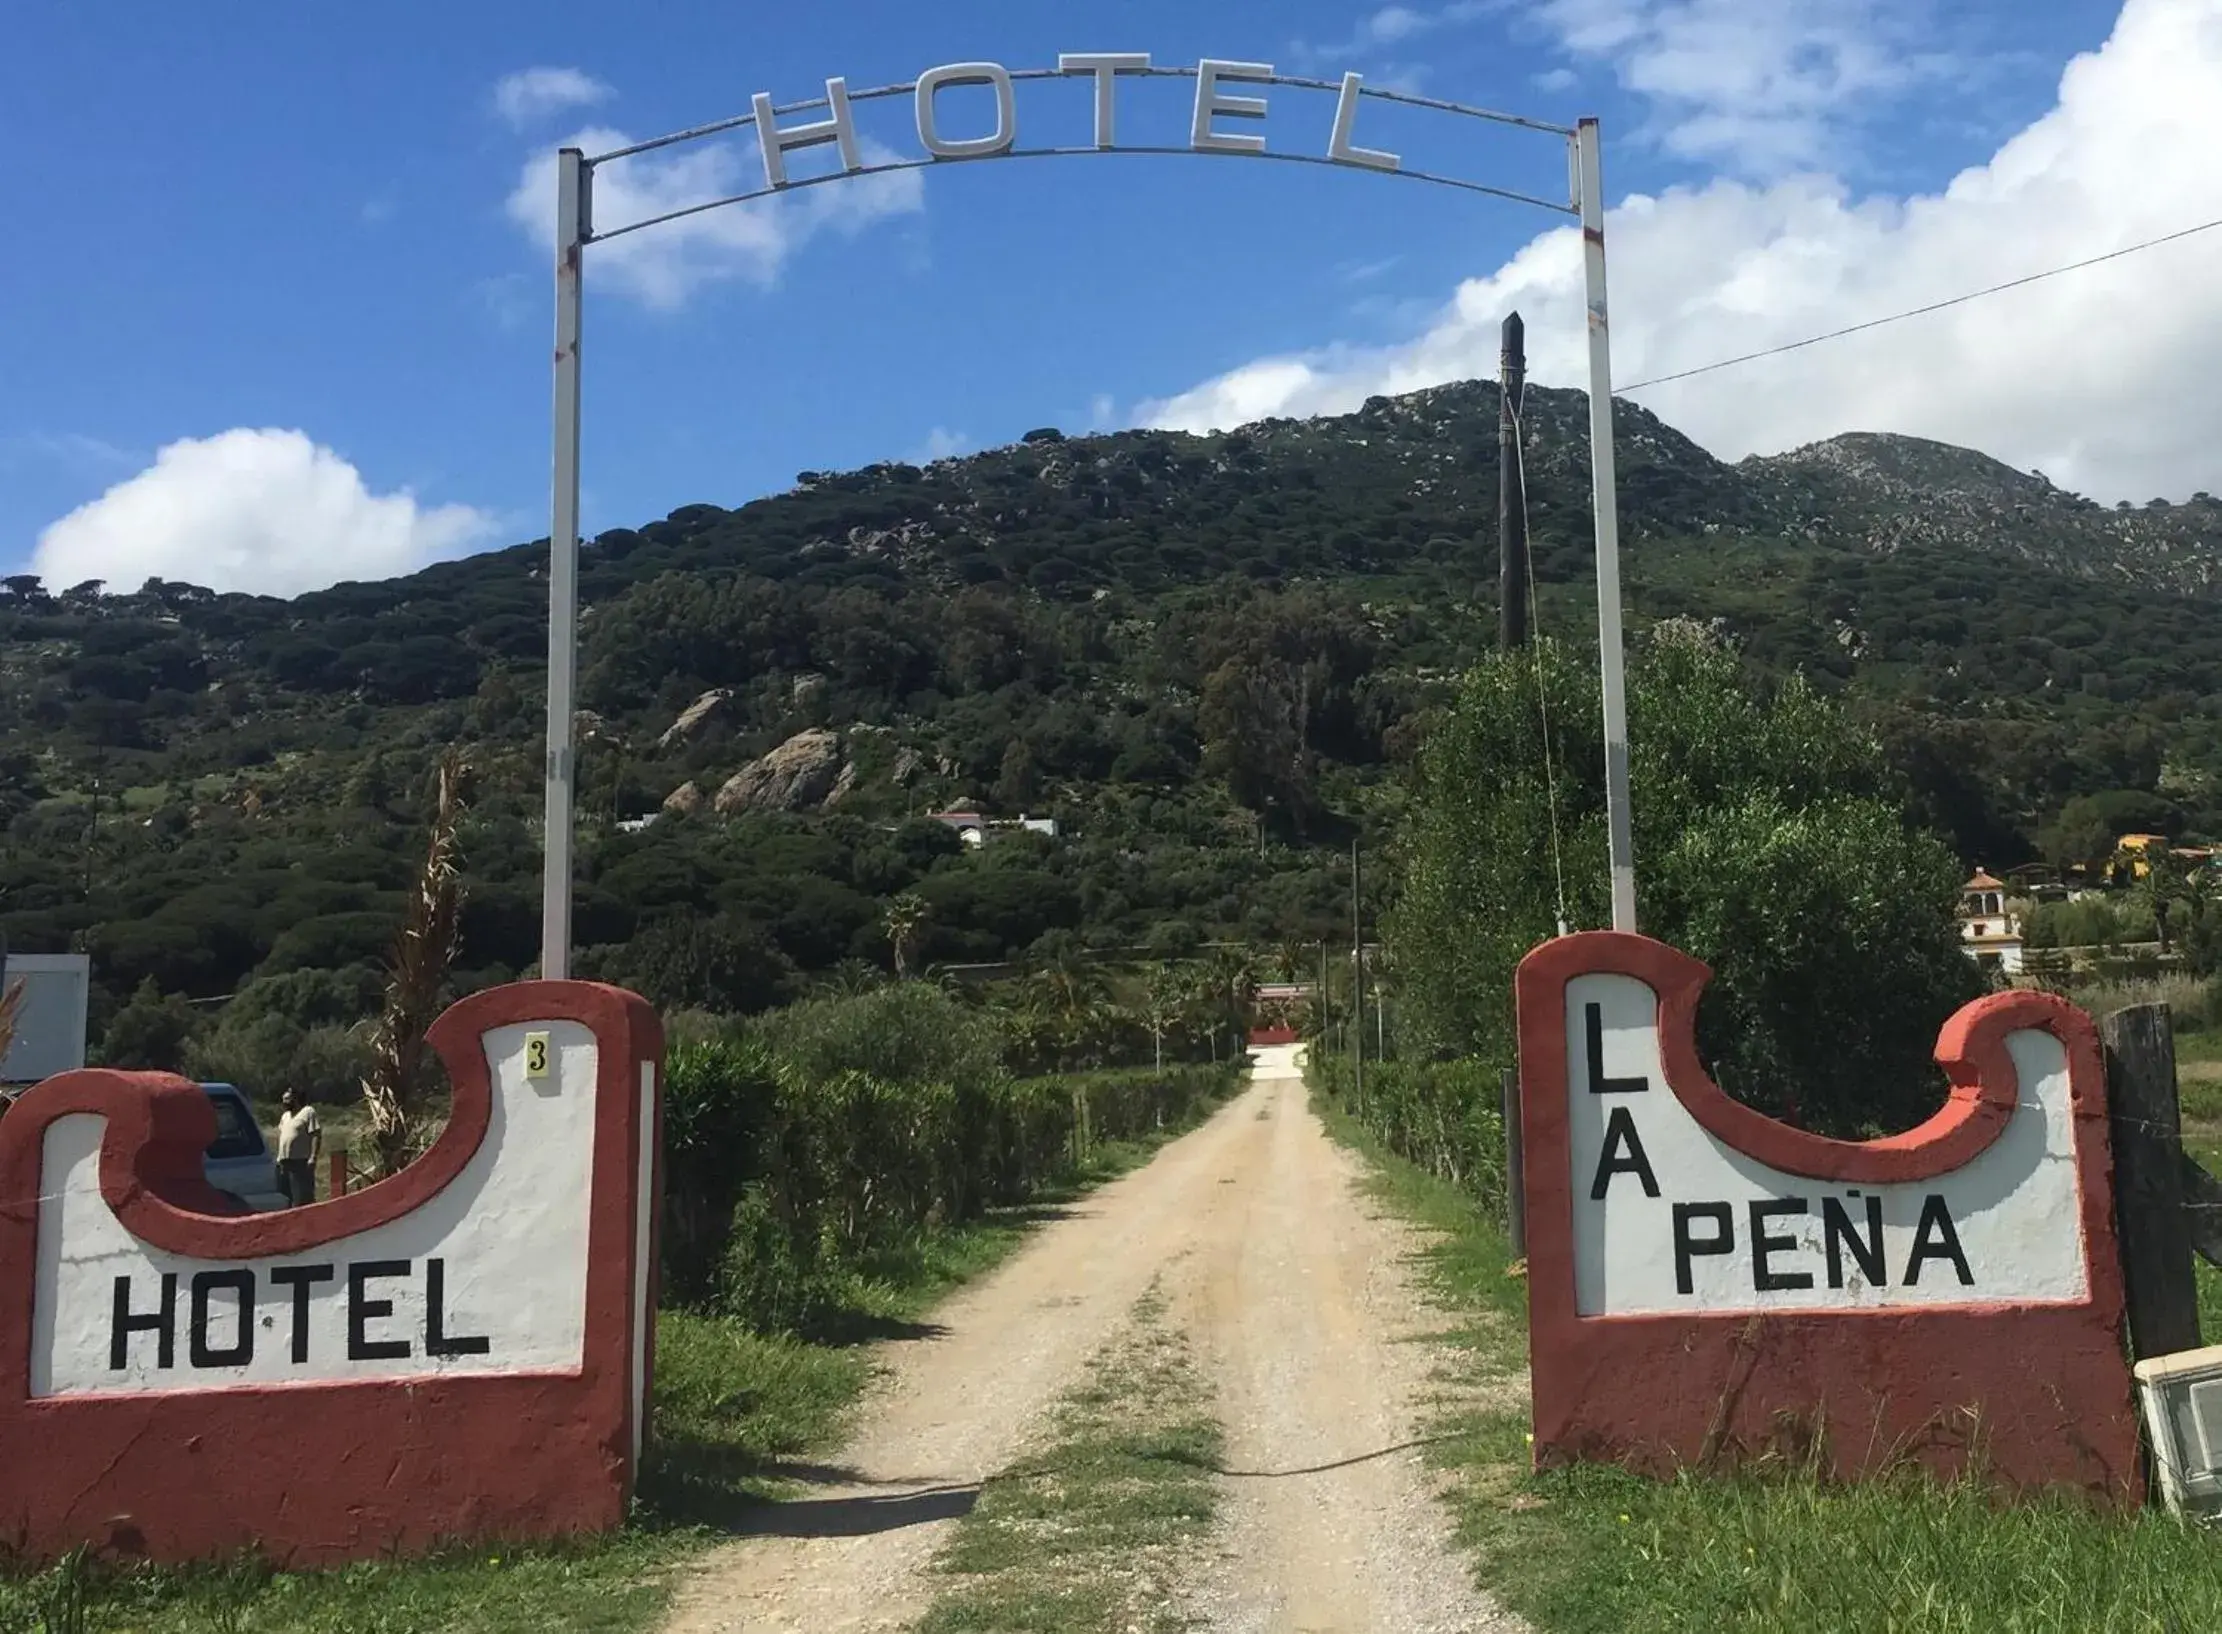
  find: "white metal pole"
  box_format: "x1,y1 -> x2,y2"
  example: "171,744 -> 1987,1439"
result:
542,147 -> 588,980
1575,118 -> 1637,934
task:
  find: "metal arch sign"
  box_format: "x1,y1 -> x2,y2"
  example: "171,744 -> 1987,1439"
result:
535,54 -> 1639,978
582,58 -> 1582,233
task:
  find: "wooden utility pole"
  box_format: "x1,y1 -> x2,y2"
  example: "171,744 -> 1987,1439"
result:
2104,1004 -> 2200,1358
1318,939 -> 1329,1049
1498,311 -> 1530,650
82,775 -> 101,900
1351,839 -> 1365,1113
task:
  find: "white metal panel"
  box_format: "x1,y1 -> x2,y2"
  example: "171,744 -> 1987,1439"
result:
30,1022 -> 597,1395
1,953 -> 92,1084
1568,973 -> 2088,1316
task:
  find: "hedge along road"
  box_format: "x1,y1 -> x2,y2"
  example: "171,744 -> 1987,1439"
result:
662,1044 -> 1522,1634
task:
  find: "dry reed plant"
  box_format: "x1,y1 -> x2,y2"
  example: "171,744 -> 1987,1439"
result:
360,754 -> 470,1179
0,977 -> 24,1068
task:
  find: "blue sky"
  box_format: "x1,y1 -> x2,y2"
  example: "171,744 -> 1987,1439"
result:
9,0 -> 2208,598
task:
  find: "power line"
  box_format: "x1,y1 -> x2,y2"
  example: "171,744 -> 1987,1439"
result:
1617,214 -> 2222,394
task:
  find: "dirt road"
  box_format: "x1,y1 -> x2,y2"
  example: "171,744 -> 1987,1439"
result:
662,1045 -> 1520,1634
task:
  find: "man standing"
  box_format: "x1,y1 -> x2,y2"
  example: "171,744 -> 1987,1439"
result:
275,1089 -> 321,1208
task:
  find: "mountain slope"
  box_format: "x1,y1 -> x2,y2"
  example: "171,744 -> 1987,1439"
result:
3,379 -> 2219,1029
1744,431 -> 2222,594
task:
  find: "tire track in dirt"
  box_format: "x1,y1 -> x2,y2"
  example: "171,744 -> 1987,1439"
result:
660,1073 -> 1268,1633
1166,1052 -> 1524,1633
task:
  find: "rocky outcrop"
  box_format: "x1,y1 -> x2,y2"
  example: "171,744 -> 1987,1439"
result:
714,729 -> 846,814
656,689 -> 732,751
662,780 -> 704,815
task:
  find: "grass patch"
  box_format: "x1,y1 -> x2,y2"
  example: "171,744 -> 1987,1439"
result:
0,1310 -> 836,1633
2178,1025 -> 2222,1090
2161,1022 -> 2222,1340
638,1310 -> 875,1525
2177,1118 -> 2222,1342
1310,1090 -> 1526,1339
1481,1460 -> 2222,1634
0,1536 -> 682,1634
1309,1063 -> 2222,1634
918,1289 -> 1222,1634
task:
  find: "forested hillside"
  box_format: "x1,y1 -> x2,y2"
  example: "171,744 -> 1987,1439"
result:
4,379 -> 2220,1044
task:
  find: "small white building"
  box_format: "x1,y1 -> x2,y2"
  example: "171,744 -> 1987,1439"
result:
1958,868 -> 2025,975
931,810 -> 987,848
929,810 -> 1057,847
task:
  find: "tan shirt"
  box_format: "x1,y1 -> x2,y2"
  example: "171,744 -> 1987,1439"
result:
276,1104 -> 321,1162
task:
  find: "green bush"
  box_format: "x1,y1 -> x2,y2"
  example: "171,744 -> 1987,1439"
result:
717,1182 -> 833,1335
2184,899 -> 2222,980
180,1007 -> 373,1104
661,1035 -> 783,1303
94,977 -> 198,1072
661,982 -> 1240,1328
1315,1050 -> 1508,1211
581,912 -> 800,1016
2026,896 -> 2155,949
753,981 -> 1005,1102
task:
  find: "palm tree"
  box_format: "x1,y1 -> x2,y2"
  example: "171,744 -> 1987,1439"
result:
2133,855 -> 2205,954
820,958 -> 885,997
1142,963 -> 1186,1071
884,892 -> 929,979
1201,946 -> 1258,1059
1027,955 -> 1111,1071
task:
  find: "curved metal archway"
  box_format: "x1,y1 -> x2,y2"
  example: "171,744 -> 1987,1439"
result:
535,58 -> 1635,978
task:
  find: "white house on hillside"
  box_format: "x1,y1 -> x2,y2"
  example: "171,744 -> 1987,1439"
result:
1958,868 -> 2025,975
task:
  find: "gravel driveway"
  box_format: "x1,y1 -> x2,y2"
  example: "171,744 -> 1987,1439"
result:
661,1044 -> 1524,1633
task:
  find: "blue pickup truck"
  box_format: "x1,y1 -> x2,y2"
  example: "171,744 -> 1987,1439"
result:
0,1080 -> 287,1212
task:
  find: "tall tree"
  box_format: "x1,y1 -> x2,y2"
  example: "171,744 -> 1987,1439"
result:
1392,631 -> 1981,1137
1199,658 -> 1314,830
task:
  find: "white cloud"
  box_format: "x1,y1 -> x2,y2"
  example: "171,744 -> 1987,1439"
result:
493,66 -> 611,128
506,127 -> 924,310
1527,0 -> 1947,171
474,272 -> 533,332
1139,0 -> 2222,504
1289,2 -> 1493,82
33,430 -> 498,597
1338,254 -> 1404,282
908,427 -> 969,463
3,431 -> 139,473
